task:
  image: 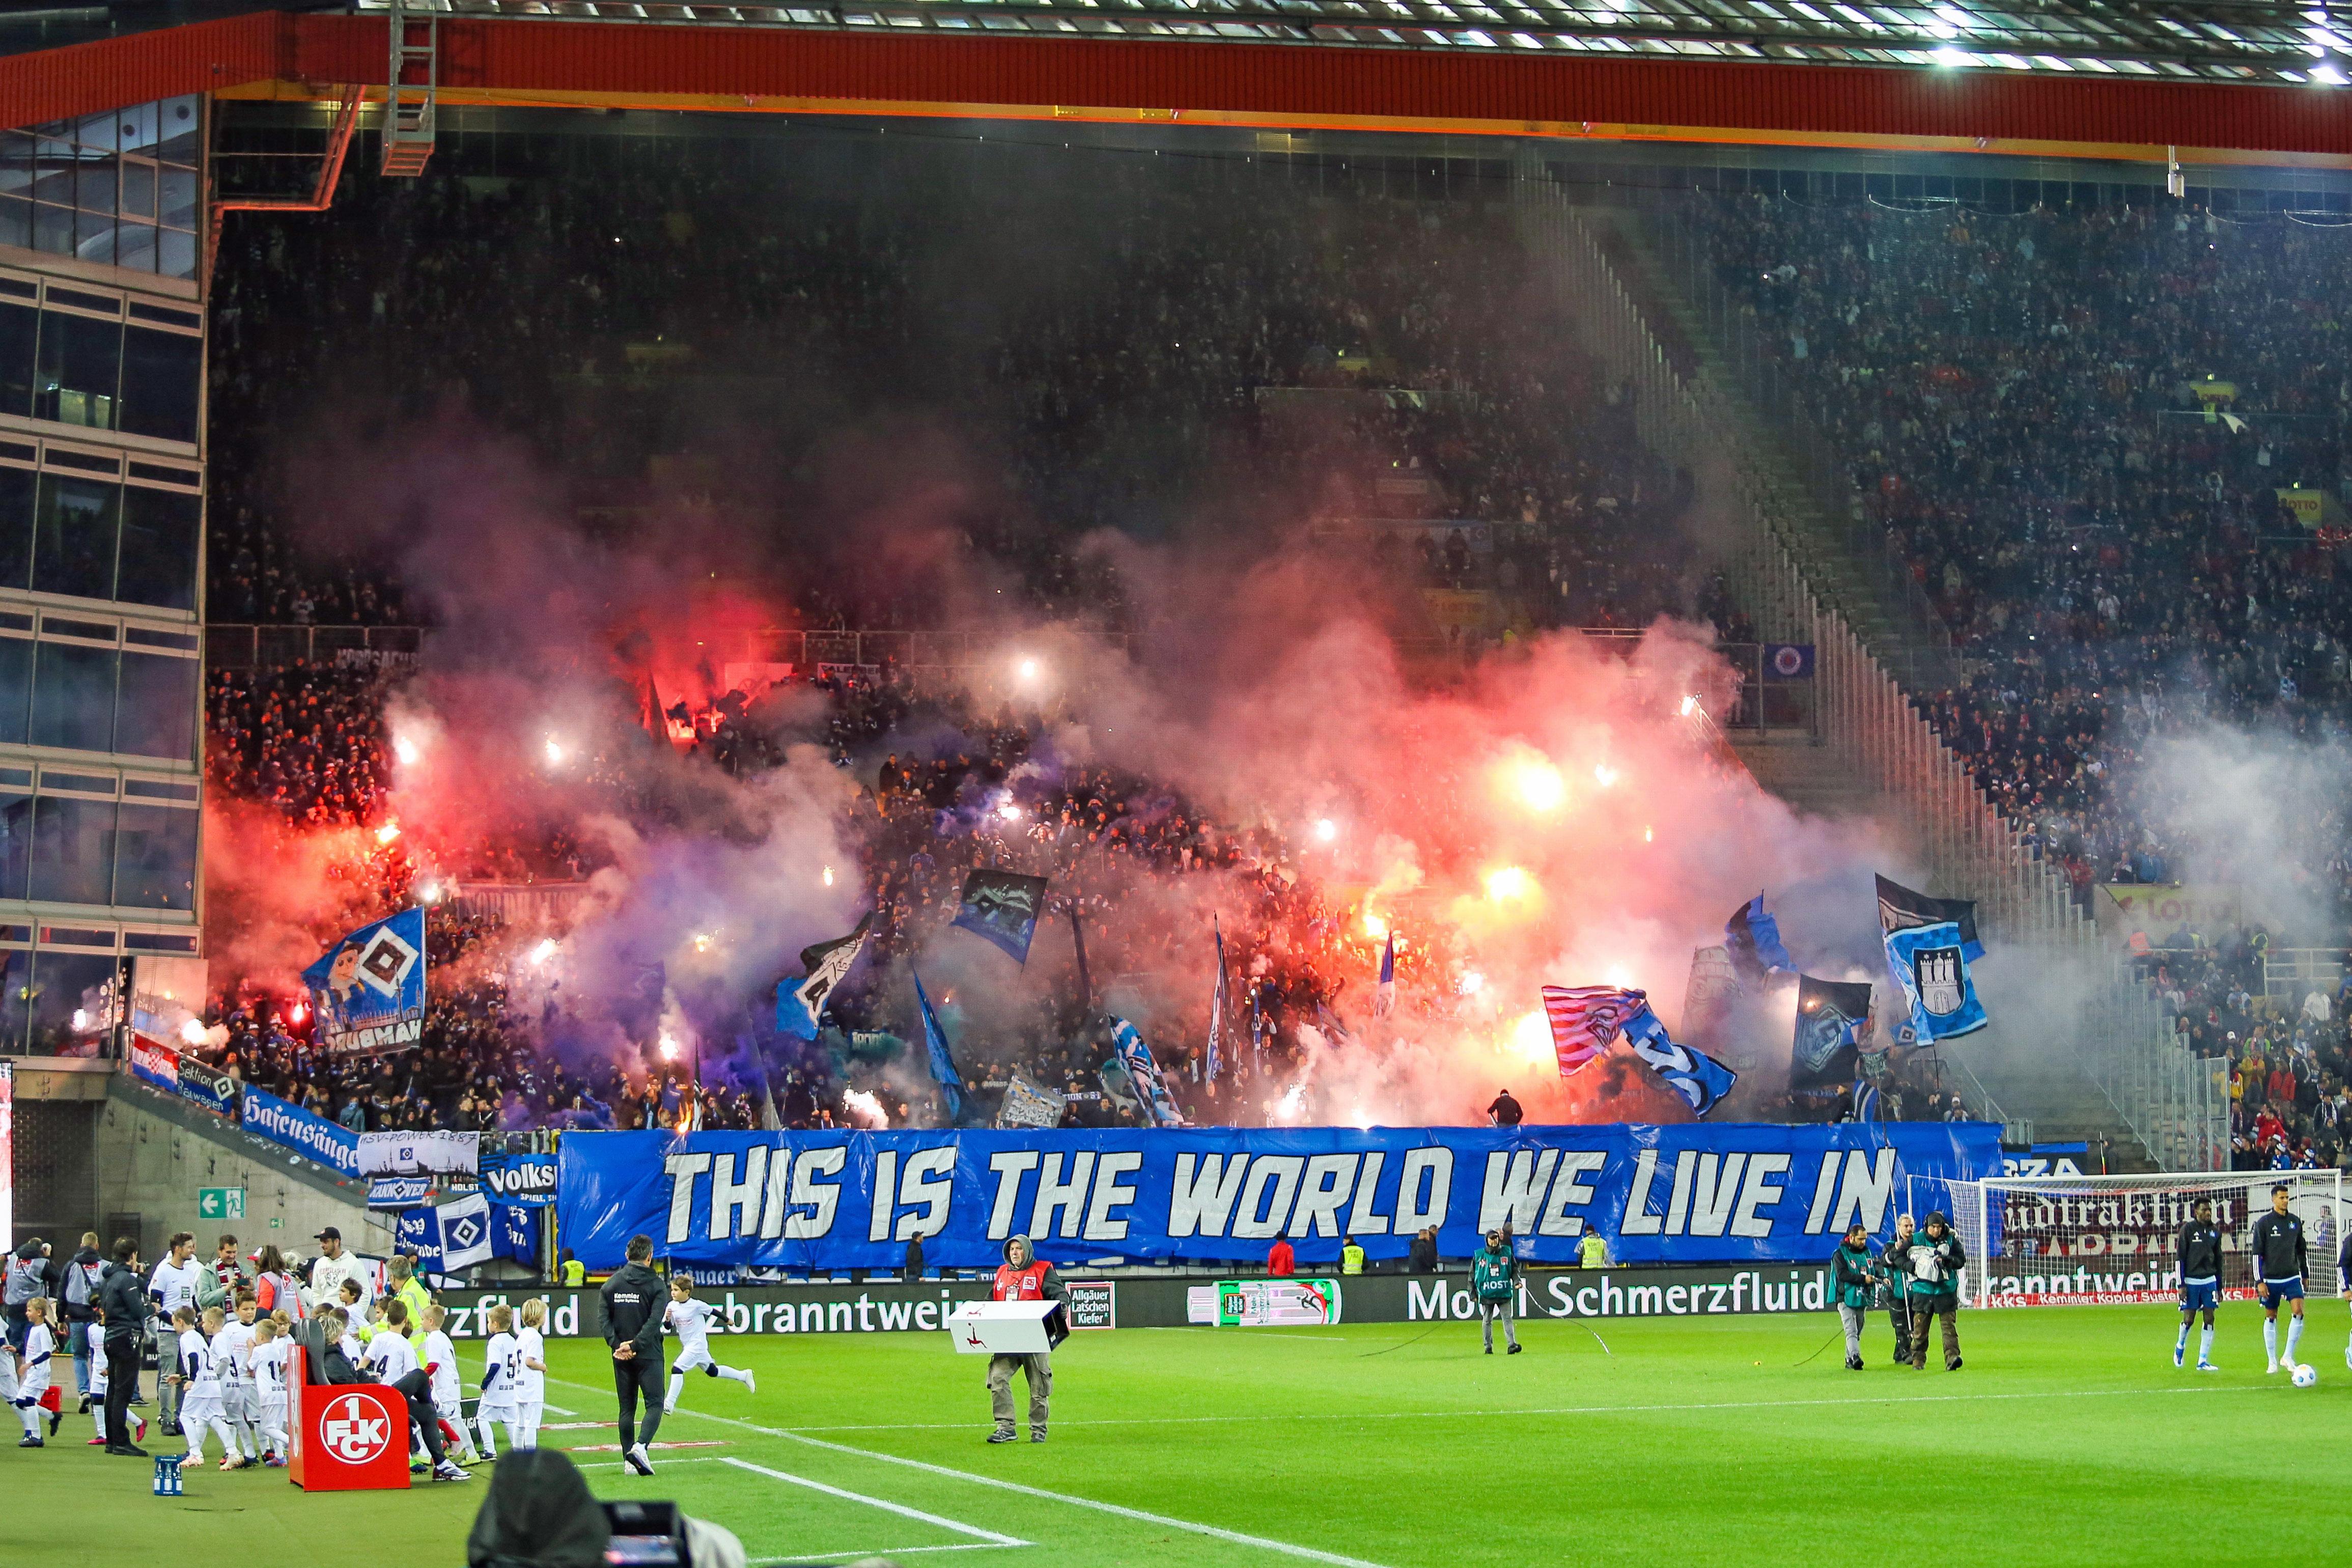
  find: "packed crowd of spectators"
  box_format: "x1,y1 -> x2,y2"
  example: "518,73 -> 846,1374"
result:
1683,191 -> 2352,927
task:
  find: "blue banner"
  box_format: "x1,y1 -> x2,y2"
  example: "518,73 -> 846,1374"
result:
301,906 -> 428,1055
1886,921 -> 1989,1042
368,1175 -> 433,1210
177,1057 -> 237,1117
554,1122 -> 2000,1272
239,1084 -> 361,1177
395,1205 -> 440,1265
495,1202 -> 541,1265
480,1152 -> 558,1207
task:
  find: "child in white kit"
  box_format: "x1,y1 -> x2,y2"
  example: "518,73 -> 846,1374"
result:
171,1305 -> 243,1468
83,1319 -> 146,1447
475,1304 -> 521,1460
513,1298 -> 548,1451
11,1297 -> 54,1446
247,1317 -> 289,1466
664,1276 -> 755,1415
419,1304 -> 476,1464
215,1293 -> 261,1461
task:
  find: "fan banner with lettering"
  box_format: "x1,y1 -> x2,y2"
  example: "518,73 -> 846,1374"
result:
301,907 -> 428,1056
555,1123 -> 1997,1272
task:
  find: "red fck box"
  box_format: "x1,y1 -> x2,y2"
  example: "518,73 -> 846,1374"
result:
286,1345 -> 412,1492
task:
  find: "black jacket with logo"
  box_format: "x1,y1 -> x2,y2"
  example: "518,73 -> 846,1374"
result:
600,1262 -> 666,1360
2251,1211 -> 2307,1283
2176,1221 -> 2224,1281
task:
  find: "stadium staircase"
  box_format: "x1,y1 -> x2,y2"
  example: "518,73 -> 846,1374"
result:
1511,173 -> 2204,1172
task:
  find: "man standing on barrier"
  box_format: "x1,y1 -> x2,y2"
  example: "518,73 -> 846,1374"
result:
986,1236 -> 1066,1444
600,1234 -> 668,1477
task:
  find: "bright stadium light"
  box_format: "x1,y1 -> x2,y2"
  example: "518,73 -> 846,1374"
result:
1934,45 -> 1973,66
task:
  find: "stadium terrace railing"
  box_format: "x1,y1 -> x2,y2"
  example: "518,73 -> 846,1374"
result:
1508,174 -> 2225,1169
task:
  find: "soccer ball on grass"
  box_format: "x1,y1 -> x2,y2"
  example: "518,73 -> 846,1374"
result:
2290,1363 -> 2318,1388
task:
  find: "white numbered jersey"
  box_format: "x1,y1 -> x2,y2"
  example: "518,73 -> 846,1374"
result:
665,1297 -> 715,1353
179,1329 -> 219,1396
515,1326 -> 546,1403
250,1340 -> 290,1400
421,1331 -> 460,1408
481,1331 -> 521,1407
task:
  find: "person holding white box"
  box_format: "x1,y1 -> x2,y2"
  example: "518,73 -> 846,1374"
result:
984,1236 -> 1067,1445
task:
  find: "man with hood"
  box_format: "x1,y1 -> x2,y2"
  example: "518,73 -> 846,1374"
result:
1887,1210 -> 1966,1370
986,1236 -> 1066,1444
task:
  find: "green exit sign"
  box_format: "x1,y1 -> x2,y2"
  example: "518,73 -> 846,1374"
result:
198,1187 -> 245,1221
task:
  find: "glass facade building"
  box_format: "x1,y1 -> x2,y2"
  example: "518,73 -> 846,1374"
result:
0,97 -> 203,1052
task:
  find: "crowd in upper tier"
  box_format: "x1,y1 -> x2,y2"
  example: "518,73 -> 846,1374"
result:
1679,188 -> 2352,1162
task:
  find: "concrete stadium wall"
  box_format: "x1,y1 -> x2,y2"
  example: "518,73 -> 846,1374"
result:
92,1072 -> 380,1266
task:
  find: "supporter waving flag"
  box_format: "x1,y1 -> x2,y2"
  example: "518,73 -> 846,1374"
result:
953,869 -> 1050,964
776,914 -> 873,1040
1207,919 -> 1227,1083
1724,893 -> 1796,985
1618,1005 -> 1739,1117
1875,875 -> 1984,965
1540,985 -> 1644,1075
1374,931 -> 1396,1019
1885,921 -> 1989,1043
1110,1017 -> 1187,1128
913,969 -> 967,1124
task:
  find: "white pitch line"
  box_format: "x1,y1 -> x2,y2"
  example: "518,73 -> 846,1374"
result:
761,1547 -> 1027,1561
550,1374 -> 2264,1440
546,1377 -> 1392,1568
722,1458 -> 1030,1548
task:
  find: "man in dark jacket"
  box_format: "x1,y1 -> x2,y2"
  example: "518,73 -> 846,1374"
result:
1888,1210 -> 1967,1370
1408,1227 -> 1439,1274
96,1237 -> 150,1455
601,1234 -> 667,1476
1488,1090 -> 1524,1127
60,1233 -> 103,1410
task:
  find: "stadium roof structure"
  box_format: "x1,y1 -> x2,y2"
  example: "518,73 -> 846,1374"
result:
6,1 -> 2352,157
333,0 -> 2352,88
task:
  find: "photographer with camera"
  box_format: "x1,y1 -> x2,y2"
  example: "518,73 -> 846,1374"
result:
1886,1210 -> 1966,1371
1829,1221 -> 1878,1370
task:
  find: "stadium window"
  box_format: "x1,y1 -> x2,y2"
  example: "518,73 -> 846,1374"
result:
28,793 -> 114,905
0,298 -> 33,416
0,787 -> 25,901
0,635 -> 27,747
0,464 -> 30,590
111,797 -> 193,909
28,949 -> 119,1050
118,325 -> 199,445
114,484 -> 198,611
28,638 -> 116,753
33,309 -> 121,431
113,645 -> 197,762
31,471 -> 118,600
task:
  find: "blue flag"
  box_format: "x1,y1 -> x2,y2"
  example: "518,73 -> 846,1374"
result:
1375,930 -> 1396,1018
1724,893 -> 1796,985
1619,1003 -> 1739,1117
1207,920 -> 1227,1083
913,969 -> 965,1123
1110,1016 -> 1186,1128
951,869 -> 1049,964
301,907 -> 427,1055
1885,921 -> 1989,1042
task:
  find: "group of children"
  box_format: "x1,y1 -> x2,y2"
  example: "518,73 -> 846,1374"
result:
4,1269 -> 755,1473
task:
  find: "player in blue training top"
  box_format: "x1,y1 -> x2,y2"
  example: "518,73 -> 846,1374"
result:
2249,1183 -> 2308,1375
2174,1197 -> 2223,1371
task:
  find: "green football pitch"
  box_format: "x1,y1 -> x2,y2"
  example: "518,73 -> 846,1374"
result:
11,1303 -> 2352,1568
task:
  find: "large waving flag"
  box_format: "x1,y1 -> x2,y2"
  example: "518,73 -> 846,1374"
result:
1541,985 -> 1645,1075
1542,984 -> 1737,1114
1110,1016 -> 1187,1128
1207,919 -> 1228,1083
1618,1006 -> 1739,1117
1374,931 -> 1396,1019
776,914 -> 872,1041
1793,974 -> 1874,1086
952,869 -> 1050,964
303,907 -> 427,1056
1724,893 -> 1796,985
912,969 -> 966,1123
1876,874 -> 1984,964
1885,921 -> 1989,1043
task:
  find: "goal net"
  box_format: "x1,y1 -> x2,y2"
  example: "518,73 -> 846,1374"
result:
1918,1170 -> 2344,1310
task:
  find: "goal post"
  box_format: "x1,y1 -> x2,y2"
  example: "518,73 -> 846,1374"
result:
1911,1170 -> 2344,1310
